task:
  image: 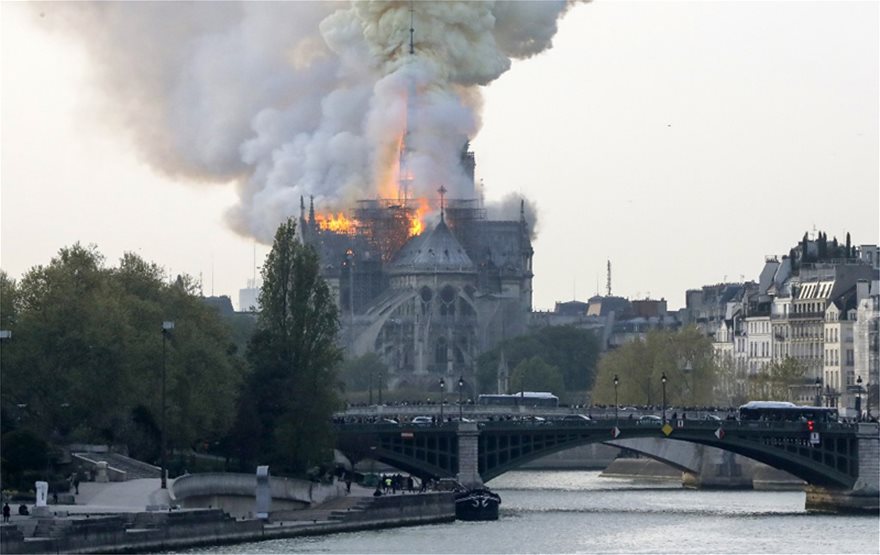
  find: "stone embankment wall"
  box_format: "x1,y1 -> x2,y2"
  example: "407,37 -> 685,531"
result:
171,473 -> 348,517
1,494 -> 456,554
600,458 -> 681,481
601,454 -> 805,490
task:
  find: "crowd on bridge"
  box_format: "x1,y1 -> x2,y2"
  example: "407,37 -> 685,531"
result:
334,403 -> 875,426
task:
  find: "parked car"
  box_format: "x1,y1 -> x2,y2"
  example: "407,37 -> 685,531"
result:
561,414 -> 592,423
411,416 -> 434,426
382,418 -> 399,424
703,414 -> 722,422
638,414 -> 663,425
520,415 -> 547,423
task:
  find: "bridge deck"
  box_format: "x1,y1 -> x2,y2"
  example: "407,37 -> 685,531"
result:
335,418 -> 867,489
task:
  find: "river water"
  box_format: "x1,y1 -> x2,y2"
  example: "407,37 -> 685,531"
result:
190,471 -> 878,554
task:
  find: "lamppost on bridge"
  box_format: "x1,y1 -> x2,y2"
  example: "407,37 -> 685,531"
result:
613,374 -> 619,426
439,377 -> 446,423
160,320 -> 174,490
661,372 -> 668,425
855,375 -> 863,421
458,376 -> 464,421
369,370 -> 373,406
378,371 -> 383,405
814,376 -> 822,408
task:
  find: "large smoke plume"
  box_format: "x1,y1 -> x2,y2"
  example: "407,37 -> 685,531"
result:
41,1 -> 577,241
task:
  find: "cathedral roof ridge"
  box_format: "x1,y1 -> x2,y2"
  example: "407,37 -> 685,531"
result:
389,218 -> 475,274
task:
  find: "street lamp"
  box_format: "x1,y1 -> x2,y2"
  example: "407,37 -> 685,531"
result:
856,375 -> 863,421
458,376 -> 464,421
814,376 -> 822,408
613,375 -> 619,425
160,321 -> 174,489
378,371 -> 383,405
368,370 -> 373,406
681,359 -> 694,406
439,377 -> 446,423
661,372 -> 668,425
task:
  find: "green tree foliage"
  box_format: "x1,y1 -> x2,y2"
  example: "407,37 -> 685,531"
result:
1,429 -> 49,477
239,219 -> 342,474
713,352 -> 748,407
0,244 -> 244,465
591,327 -> 717,407
509,356 -> 565,394
747,357 -> 806,401
475,326 -> 600,394
339,353 -> 388,393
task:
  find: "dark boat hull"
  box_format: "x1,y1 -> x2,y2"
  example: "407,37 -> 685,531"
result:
454,488 -> 501,521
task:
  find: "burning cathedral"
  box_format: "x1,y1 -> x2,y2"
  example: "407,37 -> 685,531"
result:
299,143 -> 533,389
274,4 -> 551,391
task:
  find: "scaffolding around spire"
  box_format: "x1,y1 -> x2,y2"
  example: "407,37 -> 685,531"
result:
409,0 -> 415,55
438,185 -> 447,222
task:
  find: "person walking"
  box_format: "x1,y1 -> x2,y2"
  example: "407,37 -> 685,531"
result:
72,471 -> 80,495
3,503 -> 10,523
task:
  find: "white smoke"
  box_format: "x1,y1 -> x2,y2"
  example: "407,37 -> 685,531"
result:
38,1 -> 579,242
486,193 -> 540,240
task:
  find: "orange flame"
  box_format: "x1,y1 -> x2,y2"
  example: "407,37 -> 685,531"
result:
315,212 -> 356,234
409,198 -> 430,237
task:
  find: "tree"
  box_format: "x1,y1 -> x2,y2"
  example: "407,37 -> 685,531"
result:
241,218 -> 342,474
339,353 -> 388,393
1,244 -> 244,469
748,357 -> 805,401
1,429 -> 50,488
713,352 -> 748,407
509,356 -> 565,395
475,326 -> 600,394
591,327 -> 717,407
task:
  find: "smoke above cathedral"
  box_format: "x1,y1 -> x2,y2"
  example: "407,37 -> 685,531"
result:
40,1 -> 578,242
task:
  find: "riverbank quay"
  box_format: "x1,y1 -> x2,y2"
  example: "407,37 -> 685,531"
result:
600,457 -> 681,481
1,478 -> 455,554
601,456 -> 807,491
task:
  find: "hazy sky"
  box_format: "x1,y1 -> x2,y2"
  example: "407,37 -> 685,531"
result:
2,1 -> 878,311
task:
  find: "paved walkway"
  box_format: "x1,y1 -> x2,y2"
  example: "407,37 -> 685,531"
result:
1,477 -> 423,527
2,478 -> 171,524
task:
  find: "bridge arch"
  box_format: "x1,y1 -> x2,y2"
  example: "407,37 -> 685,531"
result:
336,420 -> 863,490
476,423 -> 856,488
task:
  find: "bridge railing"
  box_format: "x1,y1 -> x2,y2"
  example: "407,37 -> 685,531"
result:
334,418 -> 861,433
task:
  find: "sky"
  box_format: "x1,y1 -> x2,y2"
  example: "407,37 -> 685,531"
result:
2,1 -> 878,311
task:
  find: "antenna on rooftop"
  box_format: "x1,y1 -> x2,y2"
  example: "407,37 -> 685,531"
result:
606,260 -> 612,297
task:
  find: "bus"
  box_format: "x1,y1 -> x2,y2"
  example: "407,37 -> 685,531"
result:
477,392 -> 559,408
738,401 -> 838,423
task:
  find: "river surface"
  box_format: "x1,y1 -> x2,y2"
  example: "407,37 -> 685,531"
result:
188,471 -> 879,554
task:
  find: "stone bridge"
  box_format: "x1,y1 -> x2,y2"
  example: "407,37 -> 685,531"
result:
335,419 -> 879,512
